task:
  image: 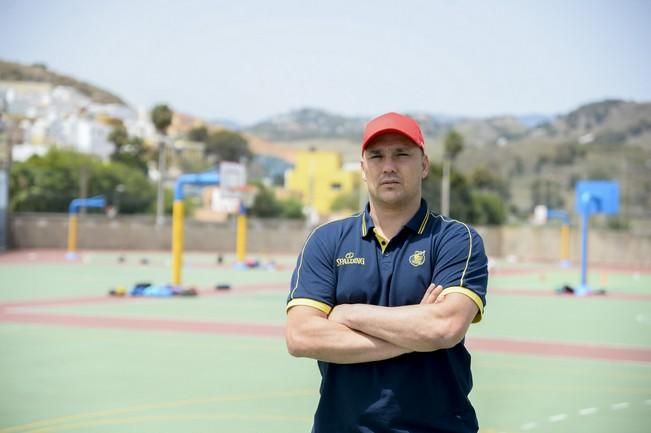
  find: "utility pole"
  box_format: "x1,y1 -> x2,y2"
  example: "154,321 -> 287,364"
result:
441,158 -> 450,216
441,130 -> 464,217
0,111 -> 14,251
155,135 -> 166,226
150,104 -> 173,227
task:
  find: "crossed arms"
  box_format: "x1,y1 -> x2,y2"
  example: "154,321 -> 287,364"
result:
285,285 -> 479,364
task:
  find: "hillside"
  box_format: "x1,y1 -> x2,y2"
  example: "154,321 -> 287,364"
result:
451,100 -> 651,220
532,99 -> 651,148
245,101 -> 651,222
3,58 -> 648,223
0,59 -> 125,105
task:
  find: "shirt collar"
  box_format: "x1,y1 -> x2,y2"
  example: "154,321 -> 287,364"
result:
360,199 -> 430,238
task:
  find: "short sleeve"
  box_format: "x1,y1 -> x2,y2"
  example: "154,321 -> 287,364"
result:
286,226 -> 337,315
432,222 -> 488,322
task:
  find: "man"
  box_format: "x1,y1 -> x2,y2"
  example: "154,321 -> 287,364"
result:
286,112 -> 488,433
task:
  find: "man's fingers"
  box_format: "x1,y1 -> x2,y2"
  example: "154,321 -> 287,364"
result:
430,285 -> 444,303
421,284 -> 444,304
420,284 -> 436,304
433,285 -> 445,303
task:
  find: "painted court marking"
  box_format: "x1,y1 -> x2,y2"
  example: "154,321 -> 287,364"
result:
1,281 -> 651,363
519,398 -> 650,431
1,308 -> 650,363
0,389 -> 316,433
578,407 -> 598,415
636,313 -> 650,324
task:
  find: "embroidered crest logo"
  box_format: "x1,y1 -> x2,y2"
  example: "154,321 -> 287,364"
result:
409,250 -> 426,267
336,251 -> 366,267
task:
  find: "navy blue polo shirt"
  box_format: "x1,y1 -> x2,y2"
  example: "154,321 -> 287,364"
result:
287,199 -> 488,433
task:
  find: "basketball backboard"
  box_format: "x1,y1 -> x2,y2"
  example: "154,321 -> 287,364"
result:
219,161 -> 246,191
575,180 -> 619,215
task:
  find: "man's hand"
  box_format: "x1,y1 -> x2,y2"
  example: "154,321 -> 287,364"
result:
420,284 -> 445,305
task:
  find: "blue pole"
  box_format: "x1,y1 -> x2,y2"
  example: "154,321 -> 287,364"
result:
577,192 -> 593,295
174,172 -> 220,201
578,207 -> 589,294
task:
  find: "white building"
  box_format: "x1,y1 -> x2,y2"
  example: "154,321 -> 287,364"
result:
0,81 -> 142,161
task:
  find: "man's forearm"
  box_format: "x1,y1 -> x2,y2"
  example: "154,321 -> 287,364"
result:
286,309 -> 411,364
330,294 -> 476,352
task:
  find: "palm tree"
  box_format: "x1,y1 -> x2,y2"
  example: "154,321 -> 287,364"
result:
150,104 -> 173,226
441,130 -> 464,216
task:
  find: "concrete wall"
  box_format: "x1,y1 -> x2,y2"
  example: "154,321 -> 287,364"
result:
8,213 -> 651,268
9,213 -> 310,254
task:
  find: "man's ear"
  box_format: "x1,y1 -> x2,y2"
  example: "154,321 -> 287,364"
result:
421,153 -> 429,179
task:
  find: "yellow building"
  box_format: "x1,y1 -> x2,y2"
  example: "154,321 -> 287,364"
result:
285,149 -> 360,216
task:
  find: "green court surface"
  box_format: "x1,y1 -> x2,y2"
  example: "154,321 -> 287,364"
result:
1,250 -> 650,433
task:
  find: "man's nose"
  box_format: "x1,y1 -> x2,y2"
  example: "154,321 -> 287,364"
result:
381,157 -> 398,173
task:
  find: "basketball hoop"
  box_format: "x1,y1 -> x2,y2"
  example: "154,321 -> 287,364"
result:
231,185 -> 257,213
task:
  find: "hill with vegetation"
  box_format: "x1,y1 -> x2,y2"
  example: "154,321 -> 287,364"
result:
3,59 -> 648,227
244,101 -> 651,227
0,59 -> 125,105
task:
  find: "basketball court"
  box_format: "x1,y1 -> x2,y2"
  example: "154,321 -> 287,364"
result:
1,249 -> 649,433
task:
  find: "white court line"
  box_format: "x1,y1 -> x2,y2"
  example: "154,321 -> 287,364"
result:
549,414 -> 567,422
635,313 -> 650,324
611,402 -> 629,410
579,407 -> 598,415
521,422 -> 537,430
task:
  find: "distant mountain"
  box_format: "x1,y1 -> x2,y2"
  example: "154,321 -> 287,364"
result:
516,113 -> 553,128
244,108 -> 534,148
532,99 -> 651,146
244,100 -> 651,151
0,59 -> 125,105
246,107 -> 368,141
208,118 -> 241,130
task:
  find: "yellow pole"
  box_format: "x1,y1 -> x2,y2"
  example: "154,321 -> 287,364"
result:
236,213 -> 247,262
67,214 -> 78,255
172,200 -> 184,286
560,224 -> 570,263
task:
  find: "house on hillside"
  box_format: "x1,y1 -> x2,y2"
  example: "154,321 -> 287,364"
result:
1,81 -> 135,161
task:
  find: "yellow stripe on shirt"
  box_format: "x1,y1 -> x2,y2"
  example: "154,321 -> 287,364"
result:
286,298 -> 333,315
440,286 -> 484,323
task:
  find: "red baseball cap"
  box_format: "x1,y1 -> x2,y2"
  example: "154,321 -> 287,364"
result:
361,112 -> 425,152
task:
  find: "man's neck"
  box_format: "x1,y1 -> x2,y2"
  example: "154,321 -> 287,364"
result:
369,198 -> 421,240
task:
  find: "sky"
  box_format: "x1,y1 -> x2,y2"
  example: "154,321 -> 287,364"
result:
1,0 -> 650,125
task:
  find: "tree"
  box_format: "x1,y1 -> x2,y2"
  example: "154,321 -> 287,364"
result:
441,130 -> 464,216
250,185 -> 282,218
422,162 -> 506,225
9,148 -> 155,214
108,125 -> 128,149
205,130 -> 252,163
108,126 -> 148,173
281,198 -> 305,219
443,130 -> 464,161
423,162 -> 474,220
331,189 -> 361,212
150,103 -> 173,226
248,184 -> 304,219
470,166 -> 510,199
530,179 -> 564,210
187,126 -> 209,143
470,191 -> 507,226
150,104 -> 173,134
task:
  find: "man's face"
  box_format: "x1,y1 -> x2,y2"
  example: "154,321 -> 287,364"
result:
361,133 -> 429,209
